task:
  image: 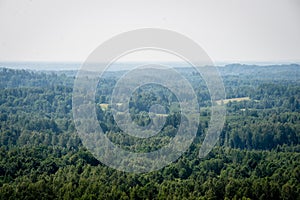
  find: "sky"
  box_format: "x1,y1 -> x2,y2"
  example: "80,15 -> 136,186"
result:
0,0 -> 299,64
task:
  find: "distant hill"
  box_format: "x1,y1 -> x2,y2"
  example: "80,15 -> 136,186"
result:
219,63 -> 300,80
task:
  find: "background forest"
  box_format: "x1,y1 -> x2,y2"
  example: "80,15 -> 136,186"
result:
0,64 -> 299,199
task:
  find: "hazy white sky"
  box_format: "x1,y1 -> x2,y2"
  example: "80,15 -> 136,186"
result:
0,0 -> 299,63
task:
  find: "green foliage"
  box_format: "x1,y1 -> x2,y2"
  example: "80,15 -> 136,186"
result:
0,65 -> 300,199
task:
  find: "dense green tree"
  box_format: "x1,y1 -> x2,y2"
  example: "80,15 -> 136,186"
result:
0,65 -> 299,199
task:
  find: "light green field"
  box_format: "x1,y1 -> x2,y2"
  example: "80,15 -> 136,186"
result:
99,103 -> 109,110
216,97 -> 250,105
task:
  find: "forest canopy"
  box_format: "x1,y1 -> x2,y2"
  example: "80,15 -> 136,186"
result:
0,64 -> 299,199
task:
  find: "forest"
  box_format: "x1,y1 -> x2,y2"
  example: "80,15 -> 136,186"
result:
0,64 -> 299,199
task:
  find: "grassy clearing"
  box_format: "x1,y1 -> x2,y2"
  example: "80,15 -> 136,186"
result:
99,103 -> 109,110
216,97 -> 250,105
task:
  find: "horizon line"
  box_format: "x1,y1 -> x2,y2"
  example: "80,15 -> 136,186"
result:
1,60 -> 300,65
